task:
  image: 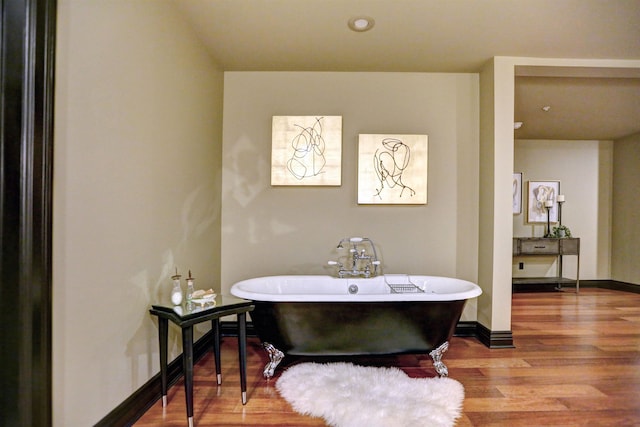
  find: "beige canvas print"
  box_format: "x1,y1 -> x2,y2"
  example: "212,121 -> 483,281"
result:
358,134 -> 428,204
527,180 -> 560,223
271,116 -> 342,186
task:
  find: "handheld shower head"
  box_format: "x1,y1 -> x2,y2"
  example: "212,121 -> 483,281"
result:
336,237 -> 351,249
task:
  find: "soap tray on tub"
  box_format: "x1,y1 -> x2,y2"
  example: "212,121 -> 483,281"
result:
384,274 -> 425,294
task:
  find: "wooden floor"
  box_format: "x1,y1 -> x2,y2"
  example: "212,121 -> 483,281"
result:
135,288 -> 640,426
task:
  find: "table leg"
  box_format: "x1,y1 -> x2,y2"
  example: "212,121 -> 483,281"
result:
576,253 -> 580,294
158,317 -> 169,407
212,319 -> 221,385
557,254 -> 564,291
182,325 -> 195,427
237,312 -> 248,405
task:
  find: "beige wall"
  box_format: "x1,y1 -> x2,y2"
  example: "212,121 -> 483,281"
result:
53,1 -> 223,425
513,140 -> 613,280
477,58 -> 515,331
612,132 -> 640,285
220,72 -> 480,319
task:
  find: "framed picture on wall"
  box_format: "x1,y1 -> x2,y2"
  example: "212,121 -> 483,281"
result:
513,173 -> 522,214
271,116 -> 342,186
357,134 -> 428,204
527,180 -> 560,223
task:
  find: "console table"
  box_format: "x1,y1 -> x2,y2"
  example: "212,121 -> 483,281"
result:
512,237 -> 580,293
150,295 -> 254,427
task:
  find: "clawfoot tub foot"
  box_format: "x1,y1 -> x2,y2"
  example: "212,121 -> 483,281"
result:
429,341 -> 450,377
262,342 -> 284,378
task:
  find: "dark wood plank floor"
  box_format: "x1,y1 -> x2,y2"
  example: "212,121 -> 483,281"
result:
135,288 -> 640,426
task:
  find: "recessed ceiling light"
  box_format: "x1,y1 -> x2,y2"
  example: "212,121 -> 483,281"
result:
348,16 -> 375,32
542,105 -> 551,112
514,122 -> 524,130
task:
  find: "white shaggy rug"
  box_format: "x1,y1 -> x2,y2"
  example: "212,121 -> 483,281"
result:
276,362 -> 464,427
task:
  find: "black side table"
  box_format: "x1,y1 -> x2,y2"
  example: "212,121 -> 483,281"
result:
150,295 -> 254,427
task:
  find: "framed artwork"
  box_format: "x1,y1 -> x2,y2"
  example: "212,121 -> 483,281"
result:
513,173 -> 522,214
271,116 -> 342,186
357,134 -> 428,205
527,180 -> 560,223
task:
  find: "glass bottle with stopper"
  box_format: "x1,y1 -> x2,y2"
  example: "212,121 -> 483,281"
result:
186,270 -> 195,303
170,268 -> 182,305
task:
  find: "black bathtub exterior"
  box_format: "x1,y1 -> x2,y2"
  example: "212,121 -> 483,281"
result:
250,300 -> 467,356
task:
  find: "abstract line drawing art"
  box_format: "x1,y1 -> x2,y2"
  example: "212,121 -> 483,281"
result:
358,134 -> 428,204
287,117 -> 326,180
271,116 -> 342,186
373,137 -> 416,199
513,173 -> 522,214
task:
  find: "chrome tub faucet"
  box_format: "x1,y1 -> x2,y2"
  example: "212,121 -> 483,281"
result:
328,237 -> 381,278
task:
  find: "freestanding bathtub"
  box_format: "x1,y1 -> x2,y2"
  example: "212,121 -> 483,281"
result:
230,274 -> 482,378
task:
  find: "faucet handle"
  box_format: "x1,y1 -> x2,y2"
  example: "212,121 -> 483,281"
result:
327,260 -> 340,266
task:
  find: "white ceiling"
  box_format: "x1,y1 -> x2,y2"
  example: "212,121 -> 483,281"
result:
176,0 -> 640,140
